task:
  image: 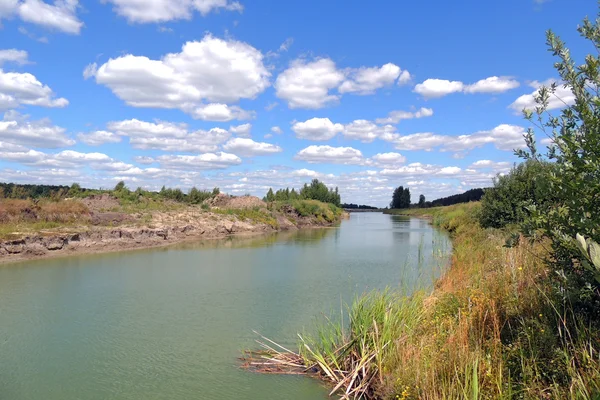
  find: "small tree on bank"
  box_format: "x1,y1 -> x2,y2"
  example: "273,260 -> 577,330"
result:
418,194 -> 426,208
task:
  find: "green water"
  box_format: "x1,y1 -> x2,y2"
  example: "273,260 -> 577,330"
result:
0,213 -> 449,400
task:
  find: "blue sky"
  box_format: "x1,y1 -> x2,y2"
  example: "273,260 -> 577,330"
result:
0,0 -> 595,206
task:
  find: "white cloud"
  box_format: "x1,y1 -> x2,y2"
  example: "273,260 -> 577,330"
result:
383,124 -> 527,153
222,137 -> 282,156
509,79 -> 575,112
157,152 -> 242,170
469,160 -> 512,171
415,76 -> 520,98
17,0 -> 83,34
133,156 -> 155,165
380,162 -> 462,177
77,130 -> 122,146
342,119 -> 380,142
107,118 -> 230,152
104,0 -> 242,23
88,35 -> 269,120
0,68 -> 68,109
370,152 -> 406,165
464,76 -> 520,93
339,63 -> 403,94
229,123 -> 251,137
295,145 -> 364,164
0,110 -> 74,148
275,58 -> 344,109
271,126 -> 282,134
414,79 -> 464,98
188,103 -> 252,122
0,49 -> 29,66
276,59 -> 410,108
375,107 -> 433,124
397,70 -> 411,85
292,117 -> 344,141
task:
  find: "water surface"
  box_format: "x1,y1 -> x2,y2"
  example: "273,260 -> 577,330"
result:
0,213 -> 449,400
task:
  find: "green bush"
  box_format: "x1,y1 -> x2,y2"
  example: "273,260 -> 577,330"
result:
478,160 -> 555,229
517,12 -> 600,313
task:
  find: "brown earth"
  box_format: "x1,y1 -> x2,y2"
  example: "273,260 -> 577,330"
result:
0,197 -> 345,264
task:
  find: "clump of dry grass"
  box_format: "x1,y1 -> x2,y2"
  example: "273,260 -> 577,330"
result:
0,198 -> 91,237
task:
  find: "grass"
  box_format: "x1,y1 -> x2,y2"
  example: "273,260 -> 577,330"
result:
255,203 -> 600,399
269,199 -> 343,223
212,206 -> 279,228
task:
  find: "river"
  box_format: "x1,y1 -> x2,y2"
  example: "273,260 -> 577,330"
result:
0,213 -> 450,400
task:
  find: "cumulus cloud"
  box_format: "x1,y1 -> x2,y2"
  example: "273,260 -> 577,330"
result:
0,68 -> 69,109
189,103 -> 253,121
77,130 -> 122,146
0,49 -> 29,66
464,76 -> 520,93
157,152 -> 242,170
229,123 -> 251,137
509,79 -> 575,113
275,58 -> 409,109
87,35 -> 269,120
295,145 -> 364,164
375,107 -> 433,124
383,124 -> 527,153
380,162 -> 462,177
0,0 -> 83,34
414,76 -> 520,98
104,0 -> 242,23
414,79 -> 464,98
342,120 -> 380,142
271,126 -> 283,134
107,118 -> 230,152
222,137 -> 282,156
339,63 -> 405,94
292,117 -> 344,141
0,110 -> 74,148
275,58 -> 344,109
370,152 -> 406,165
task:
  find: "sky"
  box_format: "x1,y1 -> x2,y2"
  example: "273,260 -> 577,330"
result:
0,0 -> 595,206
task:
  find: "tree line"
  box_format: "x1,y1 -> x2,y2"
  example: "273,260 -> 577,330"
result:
264,179 -> 341,207
389,186 -> 486,209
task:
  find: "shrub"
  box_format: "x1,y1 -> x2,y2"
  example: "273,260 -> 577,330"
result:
517,11 -> 600,307
478,160 -> 555,229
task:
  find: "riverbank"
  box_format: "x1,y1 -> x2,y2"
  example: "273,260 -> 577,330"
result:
0,195 -> 346,264
257,203 -> 600,399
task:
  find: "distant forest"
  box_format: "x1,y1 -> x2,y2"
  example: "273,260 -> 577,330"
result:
426,188 -> 485,208
341,203 -> 379,210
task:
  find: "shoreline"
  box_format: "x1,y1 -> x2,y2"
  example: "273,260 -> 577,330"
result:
0,208 -> 347,265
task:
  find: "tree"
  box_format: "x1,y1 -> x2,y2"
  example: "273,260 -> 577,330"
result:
69,183 -> 82,196
390,186 -> 411,209
517,13 -> 600,301
265,188 -> 275,202
114,181 -> 127,192
418,194 -> 426,208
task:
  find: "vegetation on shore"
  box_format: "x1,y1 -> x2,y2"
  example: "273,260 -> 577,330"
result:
0,179 -> 345,241
249,8 -> 600,399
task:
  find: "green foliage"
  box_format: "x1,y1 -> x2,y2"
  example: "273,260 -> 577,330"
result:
264,180 -> 340,206
516,11 -> 600,302
187,187 -> 214,204
390,185 -> 411,209
478,160 -> 555,229
418,194 -> 426,208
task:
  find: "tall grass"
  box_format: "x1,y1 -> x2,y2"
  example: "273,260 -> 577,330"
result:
262,203 -> 600,399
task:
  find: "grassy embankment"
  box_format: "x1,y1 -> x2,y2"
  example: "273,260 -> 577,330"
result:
0,194 -> 343,240
261,203 -> 600,399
